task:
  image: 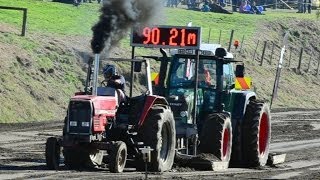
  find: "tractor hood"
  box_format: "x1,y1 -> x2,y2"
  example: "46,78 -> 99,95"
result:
71,95 -> 117,116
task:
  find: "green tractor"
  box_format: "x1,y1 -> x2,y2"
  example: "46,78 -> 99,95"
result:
152,45 -> 271,167
131,25 -> 271,168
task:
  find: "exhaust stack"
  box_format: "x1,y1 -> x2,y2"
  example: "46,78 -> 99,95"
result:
92,53 -> 100,96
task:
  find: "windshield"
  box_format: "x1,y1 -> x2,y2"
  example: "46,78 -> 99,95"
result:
169,57 -> 217,88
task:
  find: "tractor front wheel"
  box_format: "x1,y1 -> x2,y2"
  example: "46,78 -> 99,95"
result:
242,100 -> 271,167
45,137 -> 61,170
137,106 -> 176,172
109,141 -> 127,173
199,113 -> 232,165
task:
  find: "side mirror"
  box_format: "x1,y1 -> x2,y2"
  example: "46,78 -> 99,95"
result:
215,48 -> 227,58
235,64 -> 245,77
134,62 -> 142,72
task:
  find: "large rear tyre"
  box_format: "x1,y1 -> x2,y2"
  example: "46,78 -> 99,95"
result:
64,148 -> 103,169
137,106 -> 176,172
242,100 -> 271,167
45,137 -> 61,170
109,141 -> 127,173
199,113 -> 232,165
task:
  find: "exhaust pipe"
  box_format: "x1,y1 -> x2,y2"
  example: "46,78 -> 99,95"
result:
92,53 -> 100,96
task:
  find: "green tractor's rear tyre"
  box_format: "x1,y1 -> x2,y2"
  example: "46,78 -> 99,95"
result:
109,141 -> 127,173
63,148 -> 103,169
45,137 -> 61,170
242,100 -> 271,167
137,106 -> 176,172
199,113 -> 233,165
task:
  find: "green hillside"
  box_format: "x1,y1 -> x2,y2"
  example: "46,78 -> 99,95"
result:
0,0 -> 319,122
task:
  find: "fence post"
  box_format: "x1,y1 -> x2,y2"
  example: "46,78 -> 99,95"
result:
21,9 -> 27,36
307,55 -> 312,73
253,40 -> 260,61
269,42 -> 275,65
0,6 -> 28,36
218,30 -> 222,44
239,35 -> 245,53
260,41 -> 267,66
288,47 -> 292,68
297,48 -> 304,72
228,30 -> 234,52
208,28 -> 211,43
317,55 -> 320,76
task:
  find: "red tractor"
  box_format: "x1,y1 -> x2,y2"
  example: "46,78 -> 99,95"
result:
45,56 -> 176,172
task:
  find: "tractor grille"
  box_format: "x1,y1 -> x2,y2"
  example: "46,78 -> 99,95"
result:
67,100 -> 92,135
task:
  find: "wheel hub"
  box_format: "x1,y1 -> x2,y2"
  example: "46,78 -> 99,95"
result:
259,112 -> 269,157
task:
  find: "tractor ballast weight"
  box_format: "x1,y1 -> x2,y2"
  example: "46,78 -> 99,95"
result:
45,55 -> 176,172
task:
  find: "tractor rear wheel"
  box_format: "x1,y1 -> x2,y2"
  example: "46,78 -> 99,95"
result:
64,148 -> 103,169
199,113 -> 232,165
242,100 -> 271,167
45,137 -> 61,170
109,141 -> 127,173
137,106 -> 176,172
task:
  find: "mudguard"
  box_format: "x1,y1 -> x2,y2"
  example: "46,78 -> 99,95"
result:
137,95 -> 169,127
229,90 -> 256,131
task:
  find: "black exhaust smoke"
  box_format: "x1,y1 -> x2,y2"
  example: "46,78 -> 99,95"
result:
91,0 -> 162,54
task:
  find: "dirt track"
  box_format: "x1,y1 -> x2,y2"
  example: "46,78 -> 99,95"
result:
1,110 -> 320,179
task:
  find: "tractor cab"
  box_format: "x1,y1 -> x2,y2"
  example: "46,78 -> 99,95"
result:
167,43 -> 235,115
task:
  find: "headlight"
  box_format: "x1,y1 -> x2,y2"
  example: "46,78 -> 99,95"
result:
180,111 -> 188,117
70,121 -> 77,127
82,122 -> 90,127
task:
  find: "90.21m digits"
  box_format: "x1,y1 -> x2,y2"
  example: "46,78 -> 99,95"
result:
142,27 -> 198,47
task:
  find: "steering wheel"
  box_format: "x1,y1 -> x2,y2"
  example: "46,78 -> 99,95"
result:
101,80 -> 108,87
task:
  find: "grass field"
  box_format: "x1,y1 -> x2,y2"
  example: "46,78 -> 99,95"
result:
0,0 -> 319,122
0,0 -> 317,38
0,0 -> 99,35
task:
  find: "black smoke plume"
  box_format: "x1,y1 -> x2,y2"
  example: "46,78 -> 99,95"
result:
91,0 -> 162,54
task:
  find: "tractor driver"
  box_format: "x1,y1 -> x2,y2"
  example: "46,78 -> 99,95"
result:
198,61 -> 216,87
102,64 -> 126,91
102,64 -> 126,103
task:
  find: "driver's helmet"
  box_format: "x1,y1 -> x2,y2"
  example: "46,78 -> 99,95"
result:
103,64 -> 117,80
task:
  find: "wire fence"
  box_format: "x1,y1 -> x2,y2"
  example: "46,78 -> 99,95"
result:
239,38 -> 320,75
202,28 -> 320,76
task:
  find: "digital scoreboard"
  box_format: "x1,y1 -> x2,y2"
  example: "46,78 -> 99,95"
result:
131,26 -> 201,49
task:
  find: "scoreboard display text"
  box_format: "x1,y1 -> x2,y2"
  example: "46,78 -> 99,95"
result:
131,26 -> 201,49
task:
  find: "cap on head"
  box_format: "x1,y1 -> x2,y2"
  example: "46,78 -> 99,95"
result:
103,64 -> 117,79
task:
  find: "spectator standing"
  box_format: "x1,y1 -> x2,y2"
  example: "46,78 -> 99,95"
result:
167,0 -> 178,7
232,0 -> 238,11
303,0 -> 311,13
308,0 -> 311,14
173,0 -> 179,7
219,0 -> 226,7
297,0 -> 303,13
